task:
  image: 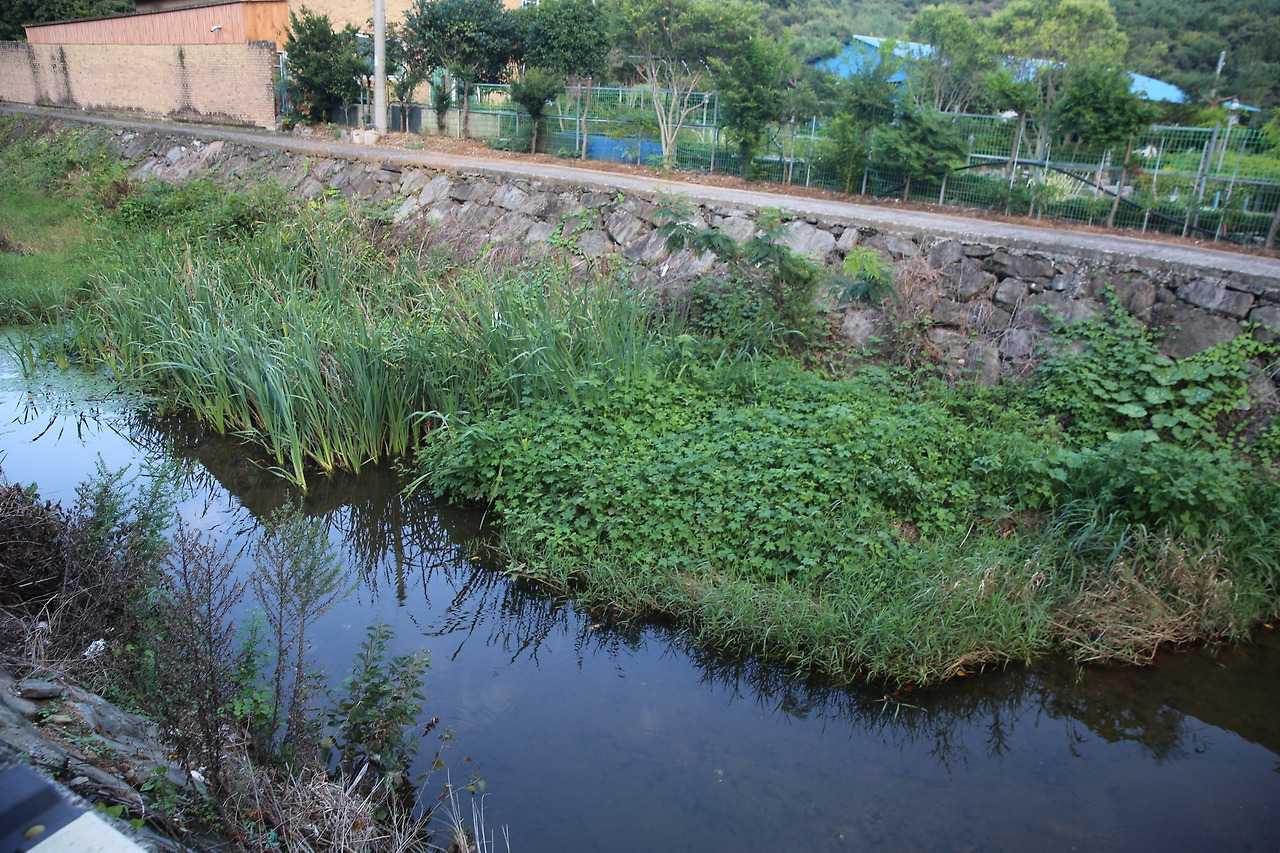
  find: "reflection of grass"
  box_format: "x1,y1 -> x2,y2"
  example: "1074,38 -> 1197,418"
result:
0,186 -> 99,323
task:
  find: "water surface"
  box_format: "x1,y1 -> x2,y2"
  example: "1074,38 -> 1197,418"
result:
3,356 -> 1278,852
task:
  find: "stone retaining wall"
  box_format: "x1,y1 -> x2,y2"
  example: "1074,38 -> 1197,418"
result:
49,122 -> 1280,376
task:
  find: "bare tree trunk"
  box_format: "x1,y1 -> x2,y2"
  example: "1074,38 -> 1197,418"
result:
1267,201 -> 1280,249
1005,113 -> 1026,181
579,77 -> 593,161
1106,134 -> 1134,230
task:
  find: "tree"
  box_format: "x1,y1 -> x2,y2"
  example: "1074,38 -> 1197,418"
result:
710,29 -> 793,177
387,22 -> 430,132
405,0 -> 520,138
285,7 -> 363,124
988,0 -> 1128,156
873,103 -> 966,198
0,0 -> 133,42
987,67 -> 1043,179
520,0 -> 612,159
509,68 -> 564,153
1056,63 -> 1158,227
777,77 -> 821,184
906,5 -> 998,114
614,0 -> 761,169
821,40 -> 901,194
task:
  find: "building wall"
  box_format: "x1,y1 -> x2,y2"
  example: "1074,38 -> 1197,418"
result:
0,41 -> 277,128
291,0 -> 419,28
26,2 -> 288,50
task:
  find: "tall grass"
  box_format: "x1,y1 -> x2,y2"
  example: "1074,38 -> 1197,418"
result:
41,209 -> 680,487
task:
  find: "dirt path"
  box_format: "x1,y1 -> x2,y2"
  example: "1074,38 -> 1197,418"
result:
5,104 -> 1278,286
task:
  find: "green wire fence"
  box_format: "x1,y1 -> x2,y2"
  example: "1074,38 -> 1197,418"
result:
333,84 -> 1280,246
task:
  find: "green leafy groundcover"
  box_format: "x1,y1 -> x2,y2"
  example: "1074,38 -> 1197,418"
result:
416,348 -> 1280,686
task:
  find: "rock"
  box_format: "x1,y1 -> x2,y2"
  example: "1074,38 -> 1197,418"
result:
491,211 -> 535,242
527,192 -> 568,219
617,196 -> 655,220
1013,293 -> 1101,331
1152,305 -> 1244,359
525,221 -> 557,244
576,229 -> 614,257
993,278 -> 1027,307
0,691 -> 40,720
0,701 -> 68,769
718,216 -> 755,245
985,249 -> 1056,283
66,760 -> 140,803
327,167 -> 351,191
164,146 -> 184,165
882,234 -> 921,259
662,249 -> 716,280
122,136 -> 150,159
130,158 -> 158,179
425,199 -> 459,222
932,299 -> 979,328
197,140 -> 224,163
621,230 -> 671,263
581,190 -> 614,209
984,306 -> 1013,331
398,168 -> 428,196
838,309 -> 886,350
1112,274 -> 1157,316
343,168 -> 379,197
835,227 -> 860,252
782,220 -> 836,261
943,258 -> 996,302
392,196 -> 421,224
455,202 -> 500,230
999,328 -> 1039,361
418,175 -> 453,205
927,327 -> 967,349
18,679 -> 63,700
926,239 -> 965,268
977,346 -> 1002,387
1249,304 -> 1280,341
295,176 -> 325,199
605,209 -> 645,245
492,184 -> 529,211
1177,279 -> 1254,319
44,714 -> 75,726
963,243 -> 995,258
450,179 -> 494,205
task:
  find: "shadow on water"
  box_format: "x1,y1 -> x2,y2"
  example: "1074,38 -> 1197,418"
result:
5,360 -> 1280,851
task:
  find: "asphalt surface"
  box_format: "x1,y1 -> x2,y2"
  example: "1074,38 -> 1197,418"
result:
5,104 -> 1278,288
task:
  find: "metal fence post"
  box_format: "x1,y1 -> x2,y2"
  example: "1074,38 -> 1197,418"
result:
710,93 -> 719,174
1189,122 -> 1220,236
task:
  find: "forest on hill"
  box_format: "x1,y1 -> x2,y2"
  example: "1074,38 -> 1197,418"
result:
2,0 -> 1277,111
769,0 -> 1279,111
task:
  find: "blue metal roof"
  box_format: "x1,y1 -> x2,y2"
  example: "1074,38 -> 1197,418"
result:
1128,72 -> 1187,104
817,35 -> 1191,105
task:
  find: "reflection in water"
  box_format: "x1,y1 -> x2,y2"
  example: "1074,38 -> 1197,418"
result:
6,363 -> 1280,851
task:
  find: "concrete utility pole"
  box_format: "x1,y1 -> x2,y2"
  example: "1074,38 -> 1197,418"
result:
374,0 -> 387,134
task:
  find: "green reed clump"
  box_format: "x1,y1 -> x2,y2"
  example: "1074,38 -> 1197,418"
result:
35,204 -> 681,487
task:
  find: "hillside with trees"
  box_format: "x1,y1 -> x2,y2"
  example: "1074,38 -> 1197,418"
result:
763,0 -> 1279,112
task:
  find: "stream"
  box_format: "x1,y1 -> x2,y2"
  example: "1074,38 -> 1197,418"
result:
2,353 -> 1278,852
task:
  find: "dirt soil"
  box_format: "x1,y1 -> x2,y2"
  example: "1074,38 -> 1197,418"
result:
358,129 -> 1279,260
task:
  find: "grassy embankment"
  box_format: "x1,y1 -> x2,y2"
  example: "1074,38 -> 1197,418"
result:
4,117 -> 1279,687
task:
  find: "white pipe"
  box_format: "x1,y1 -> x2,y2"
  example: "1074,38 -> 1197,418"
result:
373,0 -> 387,134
